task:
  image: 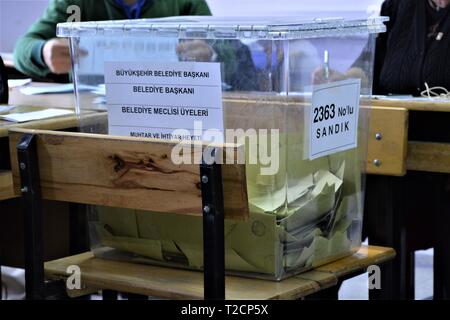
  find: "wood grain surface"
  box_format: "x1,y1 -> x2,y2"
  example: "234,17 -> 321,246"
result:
9,128 -> 249,219
44,245 -> 395,300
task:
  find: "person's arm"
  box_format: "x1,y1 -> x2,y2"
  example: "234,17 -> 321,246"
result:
178,0 -> 211,15
13,0 -> 77,78
312,0 -> 399,88
351,0 -> 399,90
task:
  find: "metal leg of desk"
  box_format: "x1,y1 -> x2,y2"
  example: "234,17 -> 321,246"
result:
69,203 -> 89,255
365,175 -> 414,300
434,174 -> 450,300
200,156 -> 225,301
17,134 -> 45,300
16,134 -> 69,300
433,246 -> 450,300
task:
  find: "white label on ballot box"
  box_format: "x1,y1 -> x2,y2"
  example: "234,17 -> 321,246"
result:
308,79 -> 361,160
105,61 -> 224,142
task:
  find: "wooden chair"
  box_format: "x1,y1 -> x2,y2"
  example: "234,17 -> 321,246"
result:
9,127 -> 248,300
9,127 -> 396,300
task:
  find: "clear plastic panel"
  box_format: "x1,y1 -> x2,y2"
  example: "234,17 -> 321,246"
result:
58,16 -> 388,39
67,21 -> 377,280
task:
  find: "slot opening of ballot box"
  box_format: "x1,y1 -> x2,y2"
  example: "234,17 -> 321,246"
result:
58,15 -> 386,280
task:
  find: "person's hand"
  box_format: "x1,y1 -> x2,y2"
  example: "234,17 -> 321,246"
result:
312,66 -> 368,86
176,40 -> 215,62
42,38 -> 71,74
311,67 -> 346,85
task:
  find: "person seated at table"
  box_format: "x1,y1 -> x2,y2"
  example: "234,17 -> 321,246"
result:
13,0 -> 210,80
13,0 -> 258,91
313,0 -> 450,96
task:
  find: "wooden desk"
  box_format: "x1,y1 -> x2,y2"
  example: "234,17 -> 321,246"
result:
0,82 -> 106,202
367,100 -> 450,176
372,98 -> 450,113
0,85 -> 104,269
8,82 -> 103,111
0,106 -> 97,138
0,88 -> 105,199
44,245 -> 395,300
365,98 -> 450,300
0,107 -> 106,137
2,82 -> 93,155
8,84 -> 75,110
0,105 -> 106,201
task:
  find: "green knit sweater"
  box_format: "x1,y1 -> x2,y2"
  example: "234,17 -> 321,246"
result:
13,0 -> 211,78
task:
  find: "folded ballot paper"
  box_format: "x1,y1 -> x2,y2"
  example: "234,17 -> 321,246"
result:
0,108 -> 74,123
89,134 -> 363,280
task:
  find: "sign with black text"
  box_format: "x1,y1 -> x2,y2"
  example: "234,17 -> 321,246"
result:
105,61 -> 224,142
308,79 -> 361,160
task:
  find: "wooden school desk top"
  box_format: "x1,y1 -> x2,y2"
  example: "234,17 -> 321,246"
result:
371,97 -> 450,112
1,82 -> 105,138
0,83 -> 105,200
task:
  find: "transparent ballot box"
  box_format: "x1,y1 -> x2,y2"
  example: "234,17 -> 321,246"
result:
57,16 -> 387,280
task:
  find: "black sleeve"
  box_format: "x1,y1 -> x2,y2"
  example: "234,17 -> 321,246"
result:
373,0 -> 400,93
352,0 -> 400,93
